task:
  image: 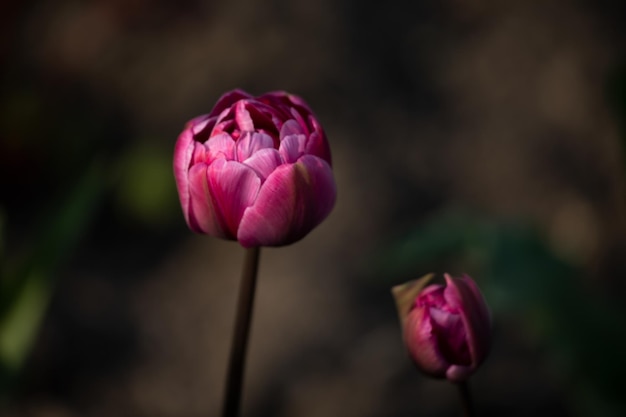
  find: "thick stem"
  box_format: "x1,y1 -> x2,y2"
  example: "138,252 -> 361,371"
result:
456,381 -> 475,417
222,246 -> 261,417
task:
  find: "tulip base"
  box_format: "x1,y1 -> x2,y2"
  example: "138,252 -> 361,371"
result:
456,381 -> 475,417
222,246 -> 261,417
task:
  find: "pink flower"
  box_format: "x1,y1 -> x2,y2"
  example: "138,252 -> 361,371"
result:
392,274 -> 491,382
173,89 -> 336,247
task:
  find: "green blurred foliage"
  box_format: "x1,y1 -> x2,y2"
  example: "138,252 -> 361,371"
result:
376,211 -> 626,417
115,141 -> 180,228
0,161 -> 105,400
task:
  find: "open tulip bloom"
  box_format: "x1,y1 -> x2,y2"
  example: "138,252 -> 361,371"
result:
174,89 -> 336,248
392,273 -> 492,416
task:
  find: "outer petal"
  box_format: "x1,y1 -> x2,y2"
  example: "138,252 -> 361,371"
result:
173,127 -> 195,224
444,274 -> 491,369
187,163 -> 224,235
237,155 -> 336,247
206,159 -> 261,239
404,307 -> 449,378
305,117 -> 332,165
207,89 -> 252,118
460,274 -> 491,329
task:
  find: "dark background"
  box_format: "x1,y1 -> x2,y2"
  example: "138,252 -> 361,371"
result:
2,0 -> 626,416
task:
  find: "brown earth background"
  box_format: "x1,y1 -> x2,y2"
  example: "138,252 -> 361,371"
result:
1,1 -> 626,416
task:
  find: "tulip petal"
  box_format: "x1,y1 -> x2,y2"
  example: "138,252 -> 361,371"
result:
187,163 -> 224,235
236,132 -> 274,161
280,119 -> 305,138
237,155 -> 336,247
246,102 -> 281,141
305,118 -> 332,165
206,132 -> 235,162
192,142 -> 208,165
444,274 -> 491,368
405,307 -> 449,378
243,148 -> 282,181
279,133 -> 307,163
290,107 -> 310,135
461,274 -> 492,327
236,100 -> 254,132
173,127 -> 195,224
206,159 -> 261,238
208,89 -> 252,118
429,306 -> 471,366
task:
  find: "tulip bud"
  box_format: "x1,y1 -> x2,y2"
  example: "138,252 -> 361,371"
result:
392,273 -> 491,382
174,89 -> 336,247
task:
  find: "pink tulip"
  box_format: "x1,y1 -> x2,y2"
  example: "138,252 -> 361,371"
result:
393,274 -> 491,382
174,89 -> 336,247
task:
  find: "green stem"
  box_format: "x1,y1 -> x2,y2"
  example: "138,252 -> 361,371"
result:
222,247 -> 261,417
456,381 -> 476,417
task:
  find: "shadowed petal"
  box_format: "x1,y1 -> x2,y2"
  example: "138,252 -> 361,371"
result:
444,274 -> 491,368
237,155 -> 336,247
306,117 -> 332,165
405,307 -> 449,378
208,89 -> 252,118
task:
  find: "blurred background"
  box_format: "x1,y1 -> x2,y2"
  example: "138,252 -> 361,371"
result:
2,0 -> 626,416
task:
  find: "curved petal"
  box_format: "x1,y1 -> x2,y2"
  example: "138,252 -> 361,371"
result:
280,119 -> 304,138
285,92 -> 314,114
206,159 -> 261,239
243,148 -> 282,181
208,89 -> 252,118
305,117 -> 332,165
192,141 -> 208,165
429,307 -> 471,366
404,307 -> 449,378
461,274 -> 492,327
173,127 -> 195,224
236,132 -> 275,161
279,133 -> 307,163
186,114 -> 214,142
290,107 -> 310,135
187,163 -> 224,236
235,100 -> 254,132
444,274 -> 491,369
206,132 -> 235,162
237,155 -> 336,247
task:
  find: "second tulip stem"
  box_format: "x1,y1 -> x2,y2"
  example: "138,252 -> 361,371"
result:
222,246 -> 261,417
456,381 -> 476,417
